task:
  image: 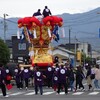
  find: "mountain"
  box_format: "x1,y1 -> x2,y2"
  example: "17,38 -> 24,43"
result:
0,7 -> 100,51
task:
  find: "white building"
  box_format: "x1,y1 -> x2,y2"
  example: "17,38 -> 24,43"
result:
52,46 -> 75,63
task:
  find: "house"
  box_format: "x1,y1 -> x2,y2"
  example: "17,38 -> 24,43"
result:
52,46 -> 75,62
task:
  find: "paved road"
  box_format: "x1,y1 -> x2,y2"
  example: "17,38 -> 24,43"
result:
0,86 -> 100,100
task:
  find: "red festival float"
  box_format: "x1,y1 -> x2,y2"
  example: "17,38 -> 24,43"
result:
17,15 -> 63,67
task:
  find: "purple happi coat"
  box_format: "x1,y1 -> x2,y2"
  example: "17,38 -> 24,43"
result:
52,71 -> 58,85
23,68 -> 30,79
34,71 -> 43,85
58,68 -> 67,83
45,66 -> 54,78
14,68 -> 21,83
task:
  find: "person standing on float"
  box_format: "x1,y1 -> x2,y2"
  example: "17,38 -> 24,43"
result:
33,9 -> 42,16
42,6 -> 52,18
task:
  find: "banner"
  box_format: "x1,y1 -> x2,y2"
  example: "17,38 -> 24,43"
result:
99,28 -> 100,38
17,29 -> 20,39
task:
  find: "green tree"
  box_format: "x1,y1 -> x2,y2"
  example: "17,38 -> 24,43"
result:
81,52 -> 86,63
0,39 -> 10,66
81,52 -> 92,65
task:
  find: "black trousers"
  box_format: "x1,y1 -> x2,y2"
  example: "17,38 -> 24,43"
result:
16,81 -> 23,89
24,78 -> 29,88
57,83 -> 68,94
76,79 -> 84,90
35,84 -> 43,95
0,82 -> 6,96
47,78 -> 52,88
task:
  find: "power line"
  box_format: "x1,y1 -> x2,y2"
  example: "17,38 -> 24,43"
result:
6,19 -> 17,24
0,28 -> 17,30
64,14 -> 100,23
63,20 -> 100,27
71,29 -> 97,34
0,16 -> 17,24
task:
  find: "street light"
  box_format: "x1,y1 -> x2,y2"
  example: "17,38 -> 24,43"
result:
3,13 -> 8,43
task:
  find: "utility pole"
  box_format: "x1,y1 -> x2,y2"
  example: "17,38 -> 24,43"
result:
69,28 -> 71,51
74,36 -> 77,67
68,27 -> 71,60
3,13 -> 8,43
83,42 -> 85,66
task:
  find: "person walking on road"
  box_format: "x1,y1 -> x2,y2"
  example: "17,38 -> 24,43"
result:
0,64 -> 9,97
86,65 -> 93,91
45,64 -> 54,88
57,63 -> 68,95
69,67 -> 76,92
23,67 -> 30,90
94,65 -> 100,89
34,67 -> 46,95
75,66 -> 85,91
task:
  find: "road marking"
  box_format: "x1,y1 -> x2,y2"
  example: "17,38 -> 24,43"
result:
43,91 -> 55,95
1,91 -> 100,97
83,83 -> 87,86
0,92 -> 11,96
88,92 -> 99,95
27,90 -> 34,92
10,92 -> 24,96
25,92 -> 35,95
60,92 -> 65,95
72,92 -> 84,95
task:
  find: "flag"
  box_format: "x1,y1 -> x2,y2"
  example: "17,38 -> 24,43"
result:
21,29 -> 25,39
99,28 -> 100,38
52,25 -> 59,42
48,28 -> 51,37
61,27 -> 65,38
26,29 -> 31,43
17,29 -> 20,39
55,33 -> 59,42
33,29 -> 37,38
20,29 -> 25,43
29,31 -> 34,39
29,50 -> 34,57
70,58 -> 74,67
6,84 -> 13,90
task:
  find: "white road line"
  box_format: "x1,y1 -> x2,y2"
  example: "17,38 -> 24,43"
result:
88,92 -> 99,95
83,83 -> 87,86
72,92 -> 84,95
27,90 -> 34,92
43,91 -> 55,95
25,92 -> 35,95
0,92 -> 11,96
10,92 -> 24,96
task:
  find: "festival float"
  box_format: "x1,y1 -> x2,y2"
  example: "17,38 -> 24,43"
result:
17,15 -> 63,68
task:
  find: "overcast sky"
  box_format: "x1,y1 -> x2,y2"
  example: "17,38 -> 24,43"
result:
0,0 -> 100,18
